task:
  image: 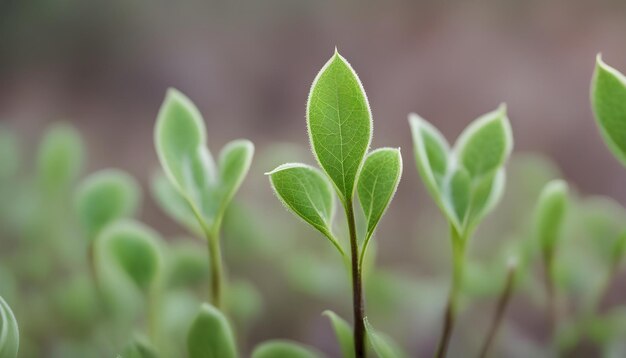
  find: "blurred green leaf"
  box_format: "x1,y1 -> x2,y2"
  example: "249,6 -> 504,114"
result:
75,169 -> 141,239
227,280 -> 263,326
357,148 -> 402,265
252,340 -> 322,358
307,50 -> 371,203
323,310 -> 354,358
37,123 -> 84,193
534,180 -> 568,254
165,241 -> 209,289
151,172 -> 202,236
121,334 -> 159,358
0,295 -> 19,358
187,303 -> 238,358
95,220 -> 163,293
363,317 -> 405,358
591,55 -> 626,167
267,163 -> 343,255
217,139 -> 254,217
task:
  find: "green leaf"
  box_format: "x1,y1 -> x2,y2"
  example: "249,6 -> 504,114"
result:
37,123 -> 84,193
307,50 -> 372,203
217,139 -> 254,217
612,230 -> 626,265
363,318 -> 405,358
534,180 -> 569,254
466,170 -> 506,231
408,113 -> 450,198
95,219 -> 163,292
357,148 -> 402,266
267,163 -> 343,255
0,295 -> 19,358
251,340 -> 322,358
454,105 -> 512,178
151,172 -> 203,236
323,310 -> 354,358
447,166 -> 471,227
75,169 -> 141,239
187,303 -> 238,358
121,335 -> 159,358
166,241 -> 210,289
591,55 -> 626,167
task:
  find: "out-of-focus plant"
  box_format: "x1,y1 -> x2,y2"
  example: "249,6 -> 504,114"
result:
0,295 -> 19,358
267,49 -> 402,357
409,106 -> 513,357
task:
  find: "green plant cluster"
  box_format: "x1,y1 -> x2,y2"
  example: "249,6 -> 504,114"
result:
1,51 -> 626,357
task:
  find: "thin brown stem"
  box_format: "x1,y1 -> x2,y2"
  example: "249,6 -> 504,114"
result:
478,260 -> 517,358
435,226 -> 465,358
345,198 -> 366,358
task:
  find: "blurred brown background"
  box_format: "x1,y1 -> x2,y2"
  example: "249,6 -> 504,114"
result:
2,0 -> 626,355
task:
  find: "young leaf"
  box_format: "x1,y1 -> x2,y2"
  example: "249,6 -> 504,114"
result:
95,219 -> 163,293
408,114 -> 450,197
447,166 -> 471,227
0,295 -> 19,358
187,303 -> 238,358
465,170 -> 506,232
357,148 -> 402,265
37,123 -> 84,193
534,180 -> 569,254
166,241 -> 210,289
454,105 -> 512,179
363,318 -> 405,358
307,50 -> 372,203
75,169 -> 141,239
591,55 -> 626,167
121,335 -> 159,358
323,310 -> 354,358
155,88 -> 217,230
217,139 -> 254,215
251,340 -> 322,358
151,172 -> 203,236
267,163 -> 343,255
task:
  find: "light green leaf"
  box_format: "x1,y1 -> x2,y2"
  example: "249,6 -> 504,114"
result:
534,180 -> 568,254
187,303 -> 238,358
251,340 -> 322,358
151,172 -> 203,236
364,318 -> 405,358
408,113 -> 450,198
166,241 -> 209,289
466,169 -> 505,231
612,230 -> 626,265
121,335 -> 159,358
95,219 -> 163,293
454,105 -> 512,178
217,139 -> 254,216
0,295 -> 19,358
267,163 -> 343,255
323,310 -> 354,358
357,148 -> 402,266
37,123 -> 84,193
307,50 -> 372,203
75,169 -> 141,239
447,166 -> 471,227
591,55 -> 626,167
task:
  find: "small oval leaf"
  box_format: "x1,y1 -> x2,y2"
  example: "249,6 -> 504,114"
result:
151,172 -> 203,236
251,340 -> 322,358
534,180 -> 569,254
121,334 -> 159,358
307,50 -> 372,203
0,295 -> 19,358
364,318 -> 405,358
37,123 -> 84,193
217,139 -> 254,215
187,303 -> 238,358
75,169 -> 141,239
267,163 -> 343,255
323,310 -> 354,358
408,114 -> 450,196
454,105 -> 512,178
591,55 -> 626,167
95,219 -> 163,292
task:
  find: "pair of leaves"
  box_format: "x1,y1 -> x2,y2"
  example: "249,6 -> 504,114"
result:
155,89 -> 254,236
591,55 -> 626,167
324,310 -> 404,358
187,304 -> 320,358
0,295 -> 19,358
268,51 -> 402,261
75,169 -> 141,239
534,180 -> 569,256
409,106 -> 512,237
95,219 -> 163,294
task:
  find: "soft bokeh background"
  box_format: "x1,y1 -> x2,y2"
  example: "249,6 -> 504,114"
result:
2,0 -> 626,357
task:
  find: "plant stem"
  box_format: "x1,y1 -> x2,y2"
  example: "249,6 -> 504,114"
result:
543,252 -> 557,340
435,225 -> 465,358
208,229 -> 224,309
478,261 -> 517,358
147,287 -> 160,346
345,198 -> 366,358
